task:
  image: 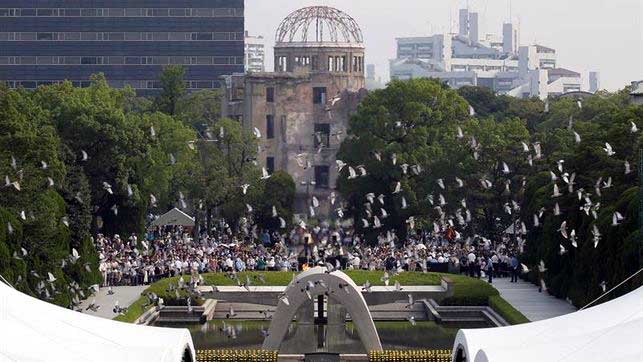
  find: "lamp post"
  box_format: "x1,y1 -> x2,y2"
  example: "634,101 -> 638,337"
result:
300,179 -> 317,212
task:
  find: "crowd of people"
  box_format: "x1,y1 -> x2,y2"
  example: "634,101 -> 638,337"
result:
95,221 -> 521,287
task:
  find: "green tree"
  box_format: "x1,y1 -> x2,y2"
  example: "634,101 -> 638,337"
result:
197,118 -> 261,231
1,76 -> 203,306
0,85 -> 100,306
338,79 -> 642,310
458,86 -> 545,130
254,171 -> 296,231
176,89 -> 221,131
521,92 -> 643,307
155,65 -> 187,115
337,78 -> 469,240
31,77 -> 146,235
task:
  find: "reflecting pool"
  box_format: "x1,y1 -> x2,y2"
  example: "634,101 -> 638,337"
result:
156,321 -> 488,353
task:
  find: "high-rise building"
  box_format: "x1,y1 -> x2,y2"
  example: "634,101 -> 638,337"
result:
589,71 -> 601,93
469,12 -> 479,43
245,31 -> 265,73
222,6 -> 366,216
502,22 -> 519,54
0,1 -> 244,95
458,9 -> 469,38
390,7 -> 586,99
365,63 -> 384,90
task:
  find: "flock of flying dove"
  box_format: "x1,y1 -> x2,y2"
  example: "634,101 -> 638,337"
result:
3,128 -> 187,311
249,97 -> 638,295
4,148 -> 102,306
3,93 -> 638,322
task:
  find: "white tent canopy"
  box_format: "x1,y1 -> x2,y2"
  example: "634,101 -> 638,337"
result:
452,285 -> 643,362
0,281 -> 195,362
152,208 -> 195,227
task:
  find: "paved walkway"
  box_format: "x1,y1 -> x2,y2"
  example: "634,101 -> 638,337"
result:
490,277 -> 577,321
78,285 -> 147,320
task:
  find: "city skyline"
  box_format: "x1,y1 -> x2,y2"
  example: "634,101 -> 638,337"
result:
247,0 -> 642,91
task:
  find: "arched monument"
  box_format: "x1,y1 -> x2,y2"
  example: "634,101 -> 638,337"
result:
262,266 -> 383,352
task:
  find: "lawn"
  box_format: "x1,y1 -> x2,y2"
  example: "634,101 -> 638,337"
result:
114,270 -> 527,325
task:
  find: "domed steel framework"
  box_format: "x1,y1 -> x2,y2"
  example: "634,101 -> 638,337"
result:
276,6 -> 363,44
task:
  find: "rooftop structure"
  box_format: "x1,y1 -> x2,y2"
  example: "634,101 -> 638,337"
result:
275,6 -> 363,44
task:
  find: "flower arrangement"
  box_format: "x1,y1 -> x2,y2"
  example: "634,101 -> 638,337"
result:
368,350 -> 453,362
196,350 -> 278,362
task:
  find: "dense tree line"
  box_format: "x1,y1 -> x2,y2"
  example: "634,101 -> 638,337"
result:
337,78 -> 642,307
0,68 -> 295,307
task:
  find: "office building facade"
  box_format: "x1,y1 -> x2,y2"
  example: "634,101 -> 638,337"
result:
390,7 -> 590,99
244,31 -> 265,73
0,0 -> 244,94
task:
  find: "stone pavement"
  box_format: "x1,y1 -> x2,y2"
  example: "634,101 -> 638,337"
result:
78,285 -> 147,320
490,277 -> 577,322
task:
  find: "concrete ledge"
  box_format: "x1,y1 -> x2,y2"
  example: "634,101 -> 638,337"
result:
208,285 -> 446,293
426,299 -> 509,327
481,308 -> 509,327
201,299 -> 217,321
202,282 -> 450,306
422,299 -> 441,322
135,306 -> 160,325
156,299 -> 218,324
207,299 -> 496,325
441,276 -> 455,298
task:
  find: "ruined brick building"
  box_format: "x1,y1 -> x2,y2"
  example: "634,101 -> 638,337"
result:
222,6 -> 368,217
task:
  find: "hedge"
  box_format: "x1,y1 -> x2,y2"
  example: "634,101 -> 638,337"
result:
435,273 -> 529,324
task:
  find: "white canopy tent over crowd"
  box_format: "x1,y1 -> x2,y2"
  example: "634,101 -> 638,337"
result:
0,280 -> 195,362
452,285 -> 643,362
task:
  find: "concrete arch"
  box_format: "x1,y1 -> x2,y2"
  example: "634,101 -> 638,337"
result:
262,266 -> 383,352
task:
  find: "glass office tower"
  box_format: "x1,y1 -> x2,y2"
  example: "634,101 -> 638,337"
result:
0,1 -> 244,94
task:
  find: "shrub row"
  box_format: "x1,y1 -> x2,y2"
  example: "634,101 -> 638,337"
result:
437,274 -> 528,324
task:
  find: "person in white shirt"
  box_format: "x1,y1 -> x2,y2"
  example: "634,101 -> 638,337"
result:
467,251 -> 477,278
247,257 -> 256,270
267,257 -> 276,271
467,251 -> 476,263
225,257 -> 234,271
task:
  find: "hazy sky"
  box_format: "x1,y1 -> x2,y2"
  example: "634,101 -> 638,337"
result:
246,0 -> 642,91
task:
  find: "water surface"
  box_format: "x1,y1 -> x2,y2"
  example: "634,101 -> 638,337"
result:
156,320 -> 487,353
